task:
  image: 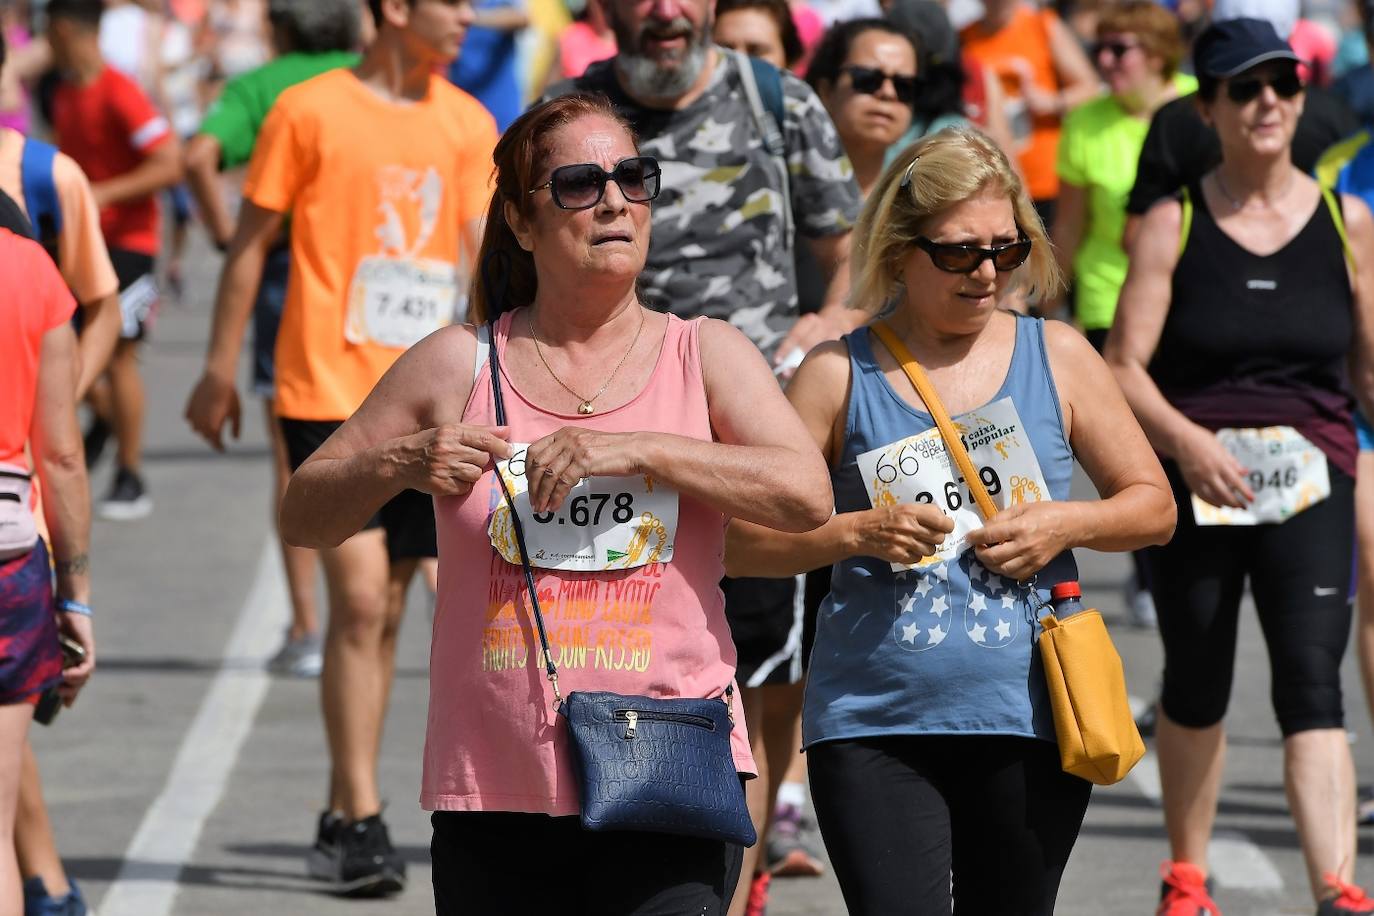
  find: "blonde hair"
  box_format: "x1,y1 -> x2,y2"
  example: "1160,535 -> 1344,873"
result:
851,127 -> 1061,315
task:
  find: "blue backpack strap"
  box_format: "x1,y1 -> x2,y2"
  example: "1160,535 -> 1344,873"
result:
20,138 -> 62,261
735,51 -> 793,248
747,56 -> 786,156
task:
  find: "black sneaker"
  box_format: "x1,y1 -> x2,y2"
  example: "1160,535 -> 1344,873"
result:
82,418 -> 111,469
306,810 -> 344,882
334,813 -> 405,897
97,467 -> 152,521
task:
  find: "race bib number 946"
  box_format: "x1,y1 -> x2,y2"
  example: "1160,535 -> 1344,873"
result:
1191,426 -> 1330,526
345,255 -> 458,349
857,398 -> 1051,570
488,444 -> 678,572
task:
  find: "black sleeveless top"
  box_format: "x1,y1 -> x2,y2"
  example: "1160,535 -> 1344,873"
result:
1150,182 -> 1357,475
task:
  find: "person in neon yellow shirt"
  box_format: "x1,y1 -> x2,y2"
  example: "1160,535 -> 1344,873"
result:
1052,0 -> 1194,351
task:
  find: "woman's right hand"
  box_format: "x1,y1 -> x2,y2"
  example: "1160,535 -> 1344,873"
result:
393,424 -> 511,497
57,610 -> 94,706
846,503 -> 956,565
1175,425 -> 1252,509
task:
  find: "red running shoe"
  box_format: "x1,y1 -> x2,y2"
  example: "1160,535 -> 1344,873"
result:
1158,861 -> 1221,916
1318,873 -> 1374,914
744,870 -> 770,916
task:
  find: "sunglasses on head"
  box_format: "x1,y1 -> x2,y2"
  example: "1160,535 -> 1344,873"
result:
1092,39 -> 1140,60
528,156 -> 661,211
842,65 -> 920,104
915,235 -> 1033,274
1225,67 -> 1303,104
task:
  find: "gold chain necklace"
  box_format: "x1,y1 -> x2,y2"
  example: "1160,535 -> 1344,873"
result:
528,308 -> 646,415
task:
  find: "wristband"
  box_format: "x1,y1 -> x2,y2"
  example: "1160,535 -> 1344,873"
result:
56,598 -> 91,617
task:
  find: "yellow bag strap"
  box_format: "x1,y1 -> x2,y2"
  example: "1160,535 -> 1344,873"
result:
1321,185 -> 1357,278
871,321 -> 999,521
1178,186 -> 1192,256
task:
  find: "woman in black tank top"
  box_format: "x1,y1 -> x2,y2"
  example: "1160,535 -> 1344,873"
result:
1105,19 -> 1374,916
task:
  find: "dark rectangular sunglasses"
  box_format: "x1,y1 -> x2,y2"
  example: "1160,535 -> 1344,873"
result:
915,236 -> 1032,274
1226,68 -> 1303,104
529,156 -> 661,210
842,65 -> 920,104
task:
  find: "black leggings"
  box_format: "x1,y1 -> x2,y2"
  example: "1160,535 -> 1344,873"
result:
807,735 -> 1092,916
430,811 -> 743,915
1147,461 -> 1354,735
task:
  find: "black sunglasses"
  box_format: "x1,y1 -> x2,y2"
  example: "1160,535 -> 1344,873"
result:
1092,40 -> 1140,60
915,236 -> 1032,274
842,65 -> 920,104
1225,68 -> 1303,104
529,156 -> 661,210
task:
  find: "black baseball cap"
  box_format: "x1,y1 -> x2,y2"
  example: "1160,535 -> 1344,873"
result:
1193,17 -> 1299,79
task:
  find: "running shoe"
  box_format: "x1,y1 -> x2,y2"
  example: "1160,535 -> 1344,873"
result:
1158,861 -> 1220,915
305,810 -> 344,882
22,876 -> 86,916
334,813 -> 406,897
81,418 -> 110,470
1317,874 -> 1374,914
97,467 -> 152,521
767,803 -> 826,877
1125,576 -> 1158,629
267,630 -> 322,678
744,870 -> 770,916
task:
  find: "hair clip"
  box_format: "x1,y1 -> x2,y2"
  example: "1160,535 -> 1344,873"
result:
899,157 -> 920,190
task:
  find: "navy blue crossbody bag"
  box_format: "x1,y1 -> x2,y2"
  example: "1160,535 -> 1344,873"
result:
478,254 -> 755,846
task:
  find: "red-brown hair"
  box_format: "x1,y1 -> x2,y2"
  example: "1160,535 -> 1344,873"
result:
468,94 -> 638,324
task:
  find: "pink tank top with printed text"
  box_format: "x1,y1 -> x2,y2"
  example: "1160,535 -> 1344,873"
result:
421,310 -> 754,814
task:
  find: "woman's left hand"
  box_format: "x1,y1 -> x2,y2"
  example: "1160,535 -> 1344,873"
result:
964,502 -> 1076,581
525,428 -> 643,513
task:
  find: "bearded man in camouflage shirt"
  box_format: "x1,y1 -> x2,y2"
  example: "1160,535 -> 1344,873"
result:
547,4 -> 863,910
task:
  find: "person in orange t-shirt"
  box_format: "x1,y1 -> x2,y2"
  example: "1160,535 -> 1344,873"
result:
960,0 -> 1098,224
185,0 -> 495,897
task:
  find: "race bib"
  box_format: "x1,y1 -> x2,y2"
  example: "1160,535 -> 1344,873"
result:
1191,426 -> 1330,526
344,255 -> 459,349
488,444 -> 678,572
857,398 -> 1051,571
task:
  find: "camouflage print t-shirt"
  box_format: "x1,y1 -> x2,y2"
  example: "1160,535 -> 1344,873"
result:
547,50 -> 862,357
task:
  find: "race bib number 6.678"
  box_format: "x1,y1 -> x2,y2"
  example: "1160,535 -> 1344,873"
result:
857,398 -> 1051,570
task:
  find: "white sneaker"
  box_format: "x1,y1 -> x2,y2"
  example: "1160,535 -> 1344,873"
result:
1125,578 -> 1158,629
267,630 -> 323,677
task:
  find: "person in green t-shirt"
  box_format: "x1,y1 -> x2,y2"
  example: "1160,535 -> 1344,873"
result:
182,0 -> 359,679
1051,0 -> 1194,350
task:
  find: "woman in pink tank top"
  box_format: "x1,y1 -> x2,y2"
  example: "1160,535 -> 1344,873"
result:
280,95 -> 832,914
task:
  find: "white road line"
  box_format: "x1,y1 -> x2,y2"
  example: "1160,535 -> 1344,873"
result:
1123,697 -> 1283,893
99,541 -> 285,916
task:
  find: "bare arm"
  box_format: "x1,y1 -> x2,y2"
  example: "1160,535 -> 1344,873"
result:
31,322 -> 95,697
1342,192 -> 1374,420
75,292 -> 122,398
1046,15 -> 1100,110
280,324 -> 511,547
92,135 -> 185,209
185,200 -> 286,450
523,319 -> 833,531
1104,197 -> 1251,509
1048,180 -> 1086,317
184,134 -> 236,248
473,6 -> 530,30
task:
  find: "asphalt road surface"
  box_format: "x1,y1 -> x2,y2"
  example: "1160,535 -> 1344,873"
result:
38,237 -> 1373,915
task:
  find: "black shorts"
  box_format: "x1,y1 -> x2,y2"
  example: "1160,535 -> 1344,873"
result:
279,418 -> 437,562
722,567 -> 825,687
109,247 -> 157,341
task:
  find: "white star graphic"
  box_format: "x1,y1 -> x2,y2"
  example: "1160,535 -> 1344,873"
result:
970,622 -> 987,643
932,563 -> 949,581
1001,595 -> 1016,610
927,625 -> 947,646
900,592 -> 918,615
901,622 -> 920,643
914,578 -> 933,598
930,595 -> 948,617
970,592 -> 987,615
994,619 -> 1012,641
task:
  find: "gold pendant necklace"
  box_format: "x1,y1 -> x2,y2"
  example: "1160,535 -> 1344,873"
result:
529,307 -> 646,415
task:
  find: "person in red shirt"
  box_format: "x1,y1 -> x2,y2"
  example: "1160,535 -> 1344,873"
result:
46,0 -> 183,521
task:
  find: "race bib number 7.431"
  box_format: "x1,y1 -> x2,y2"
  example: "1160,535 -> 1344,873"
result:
488,444 -> 678,572
344,255 -> 458,349
1191,426 -> 1330,526
857,398 -> 1051,570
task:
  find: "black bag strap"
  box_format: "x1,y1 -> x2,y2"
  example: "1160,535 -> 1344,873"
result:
481,250 -> 563,705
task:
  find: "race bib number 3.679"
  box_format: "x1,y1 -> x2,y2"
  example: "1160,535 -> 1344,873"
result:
488,444 -> 679,572
857,398 -> 1051,570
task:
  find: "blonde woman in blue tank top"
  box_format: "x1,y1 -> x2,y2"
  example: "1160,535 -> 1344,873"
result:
726,126 -> 1175,916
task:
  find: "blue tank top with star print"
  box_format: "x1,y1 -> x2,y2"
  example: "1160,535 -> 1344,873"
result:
802,315 -> 1079,748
